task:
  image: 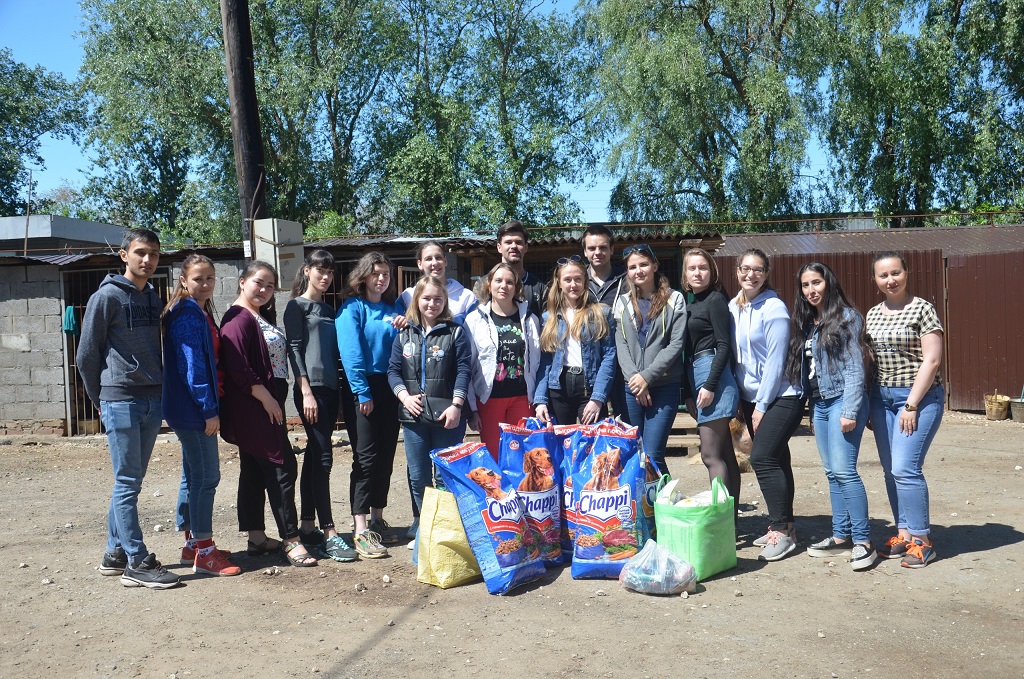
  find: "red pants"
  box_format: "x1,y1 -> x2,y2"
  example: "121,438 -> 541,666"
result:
476,395 -> 532,461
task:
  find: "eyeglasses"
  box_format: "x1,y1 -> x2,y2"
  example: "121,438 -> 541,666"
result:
737,265 -> 766,276
621,244 -> 655,259
557,255 -> 583,266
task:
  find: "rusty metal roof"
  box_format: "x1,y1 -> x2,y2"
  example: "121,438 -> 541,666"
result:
716,224 -> 1024,257
311,226 -> 722,249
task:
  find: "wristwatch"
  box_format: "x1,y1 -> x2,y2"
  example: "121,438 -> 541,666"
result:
904,403 -> 918,412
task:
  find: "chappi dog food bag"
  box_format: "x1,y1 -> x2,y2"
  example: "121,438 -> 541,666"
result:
569,420 -> 652,579
499,419 -> 562,567
431,442 -> 545,594
554,423 -> 596,564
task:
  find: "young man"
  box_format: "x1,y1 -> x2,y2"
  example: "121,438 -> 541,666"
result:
582,224 -> 626,306
496,220 -> 547,318
79,228 -> 179,589
581,225 -> 630,422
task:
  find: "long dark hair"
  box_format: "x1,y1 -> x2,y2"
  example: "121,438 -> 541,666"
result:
290,249 -> 335,298
623,248 -> 672,322
785,262 -> 872,384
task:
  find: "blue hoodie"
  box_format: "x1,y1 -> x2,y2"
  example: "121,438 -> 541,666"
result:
162,297 -> 219,430
729,289 -> 799,412
336,296 -> 401,403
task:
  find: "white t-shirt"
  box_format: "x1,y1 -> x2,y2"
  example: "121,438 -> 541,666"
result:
564,307 -> 583,368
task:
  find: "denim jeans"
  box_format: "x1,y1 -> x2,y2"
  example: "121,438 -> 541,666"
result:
624,382 -> 681,476
869,384 -> 944,536
173,428 -> 221,540
402,420 -> 463,517
101,397 -> 162,566
811,395 -> 871,544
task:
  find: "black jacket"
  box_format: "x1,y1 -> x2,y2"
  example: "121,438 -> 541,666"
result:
387,322 -> 473,425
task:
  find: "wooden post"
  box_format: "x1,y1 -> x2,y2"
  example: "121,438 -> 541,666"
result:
220,0 -> 267,258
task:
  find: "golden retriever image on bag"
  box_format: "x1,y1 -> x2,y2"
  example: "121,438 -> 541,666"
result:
467,467 -> 508,500
582,447 -> 623,491
518,448 -> 556,492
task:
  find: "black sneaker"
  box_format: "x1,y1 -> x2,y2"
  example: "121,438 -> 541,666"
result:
99,547 -> 127,576
120,554 -> 181,589
850,543 -> 877,571
807,537 -> 852,558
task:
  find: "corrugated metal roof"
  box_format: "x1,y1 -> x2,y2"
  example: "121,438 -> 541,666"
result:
311,226 -> 722,249
716,224 -> 1024,257
0,252 -> 101,266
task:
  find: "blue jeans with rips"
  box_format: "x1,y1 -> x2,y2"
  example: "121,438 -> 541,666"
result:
869,384 -> 944,536
624,382 -> 681,476
173,428 -> 221,540
402,420 -> 463,517
101,397 -> 162,566
811,394 -> 871,544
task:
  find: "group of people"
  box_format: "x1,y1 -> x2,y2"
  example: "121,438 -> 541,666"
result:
81,223 -> 943,590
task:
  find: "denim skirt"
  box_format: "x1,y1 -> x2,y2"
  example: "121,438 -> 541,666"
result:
686,354 -> 740,424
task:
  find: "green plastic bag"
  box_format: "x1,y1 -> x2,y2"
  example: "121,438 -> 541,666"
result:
654,476 -> 736,581
416,486 -> 482,589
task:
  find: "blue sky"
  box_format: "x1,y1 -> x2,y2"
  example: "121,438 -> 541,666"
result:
0,0 -> 616,221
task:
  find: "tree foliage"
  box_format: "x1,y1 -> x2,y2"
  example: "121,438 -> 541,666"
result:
0,49 -> 81,215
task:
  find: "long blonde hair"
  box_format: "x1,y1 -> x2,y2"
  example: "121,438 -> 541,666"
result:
624,249 -> 672,323
405,276 -> 452,327
163,253 -> 217,319
540,260 -> 609,351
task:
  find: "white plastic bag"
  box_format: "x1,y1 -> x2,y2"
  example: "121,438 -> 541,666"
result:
618,539 -> 697,595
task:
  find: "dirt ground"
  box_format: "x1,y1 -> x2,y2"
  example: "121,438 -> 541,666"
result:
1,411 -> 1021,678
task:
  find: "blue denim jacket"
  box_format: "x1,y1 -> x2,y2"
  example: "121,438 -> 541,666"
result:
800,307 -> 867,420
535,306 -> 617,406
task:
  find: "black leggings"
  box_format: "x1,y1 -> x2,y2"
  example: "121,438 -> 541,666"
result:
296,385 -> 339,530
699,416 -> 740,508
349,374 -> 400,515
548,370 -> 607,425
741,397 -> 805,532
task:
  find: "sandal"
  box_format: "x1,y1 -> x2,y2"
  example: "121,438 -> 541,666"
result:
246,537 -> 282,556
284,541 -> 318,567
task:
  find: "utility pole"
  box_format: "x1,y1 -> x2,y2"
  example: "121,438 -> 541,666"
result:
220,0 -> 267,259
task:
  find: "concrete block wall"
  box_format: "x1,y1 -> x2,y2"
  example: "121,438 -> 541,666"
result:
0,265 -> 68,435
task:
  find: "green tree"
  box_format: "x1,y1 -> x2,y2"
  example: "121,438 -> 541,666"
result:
594,0 -> 821,225
0,49 -> 81,215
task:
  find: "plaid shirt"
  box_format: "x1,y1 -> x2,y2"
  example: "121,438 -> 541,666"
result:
865,297 -> 943,388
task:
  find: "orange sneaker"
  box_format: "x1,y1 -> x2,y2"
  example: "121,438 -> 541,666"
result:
193,548 -> 242,576
878,535 -> 909,559
181,545 -> 231,565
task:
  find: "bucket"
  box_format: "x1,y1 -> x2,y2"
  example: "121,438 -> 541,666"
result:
1009,399 -> 1024,423
985,391 -> 1010,420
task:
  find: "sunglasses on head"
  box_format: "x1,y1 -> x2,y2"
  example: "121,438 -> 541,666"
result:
557,255 -> 583,266
622,243 -> 654,259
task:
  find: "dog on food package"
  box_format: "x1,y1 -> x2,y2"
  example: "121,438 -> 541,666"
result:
431,441 -> 545,594
554,423 -> 596,564
499,418 -> 562,567
570,420 -> 652,579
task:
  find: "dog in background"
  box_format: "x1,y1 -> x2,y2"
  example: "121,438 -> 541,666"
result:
730,416 -> 753,473
583,447 -> 623,491
467,467 -> 508,500
519,448 -> 555,492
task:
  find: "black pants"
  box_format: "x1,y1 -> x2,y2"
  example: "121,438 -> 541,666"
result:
350,374 -> 400,515
295,385 -> 339,530
339,371 -> 359,453
549,369 -> 607,425
237,378 -> 300,540
609,369 -> 630,424
741,396 -> 805,532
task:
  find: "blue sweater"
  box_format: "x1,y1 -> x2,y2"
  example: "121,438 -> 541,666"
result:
336,297 -> 401,403
162,297 -> 219,430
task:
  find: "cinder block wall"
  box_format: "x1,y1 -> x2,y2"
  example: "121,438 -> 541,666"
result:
0,265 -> 67,434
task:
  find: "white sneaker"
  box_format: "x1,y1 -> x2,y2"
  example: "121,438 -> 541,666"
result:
758,530 -> 797,562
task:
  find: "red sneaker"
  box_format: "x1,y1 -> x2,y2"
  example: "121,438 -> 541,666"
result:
193,548 -> 242,576
181,545 -> 231,565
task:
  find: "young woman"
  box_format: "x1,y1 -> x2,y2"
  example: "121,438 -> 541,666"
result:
729,249 -> 805,562
336,251 -> 405,557
465,263 -> 541,459
388,276 -> 474,546
220,261 -> 317,568
162,253 -> 240,577
535,257 -> 616,426
786,262 -> 876,571
683,247 -> 741,502
866,252 -> 944,568
284,250 -> 358,563
613,244 -> 687,475
397,241 -> 478,325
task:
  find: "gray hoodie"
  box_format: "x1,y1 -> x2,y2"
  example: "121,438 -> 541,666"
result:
613,289 -> 688,389
78,274 -> 164,405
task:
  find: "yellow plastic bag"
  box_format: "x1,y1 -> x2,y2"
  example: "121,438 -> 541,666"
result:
416,487 -> 482,589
